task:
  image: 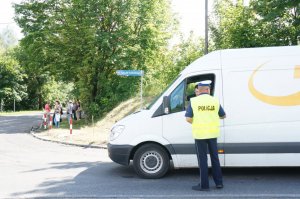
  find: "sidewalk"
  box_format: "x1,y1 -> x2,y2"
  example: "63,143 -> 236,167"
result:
30,111 -> 110,149
31,97 -> 142,149
31,126 -> 108,149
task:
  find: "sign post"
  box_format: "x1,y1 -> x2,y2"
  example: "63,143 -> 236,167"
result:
116,70 -> 144,109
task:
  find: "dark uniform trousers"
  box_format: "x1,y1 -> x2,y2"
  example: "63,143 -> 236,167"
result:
195,138 -> 223,189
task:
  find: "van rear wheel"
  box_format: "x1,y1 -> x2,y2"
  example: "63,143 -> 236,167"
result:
133,143 -> 170,179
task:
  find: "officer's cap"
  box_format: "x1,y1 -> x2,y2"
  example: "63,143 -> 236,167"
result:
198,80 -> 212,87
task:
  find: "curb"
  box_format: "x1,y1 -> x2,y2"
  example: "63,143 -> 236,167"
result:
30,131 -> 108,149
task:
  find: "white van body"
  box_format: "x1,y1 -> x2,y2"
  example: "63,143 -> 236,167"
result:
108,46 -> 300,178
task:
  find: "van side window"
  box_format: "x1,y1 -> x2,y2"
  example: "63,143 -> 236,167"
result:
170,81 -> 185,113
185,74 -> 215,107
168,73 -> 215,114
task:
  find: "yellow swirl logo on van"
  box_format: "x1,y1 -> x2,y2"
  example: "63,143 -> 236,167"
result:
248,63 -> 300,106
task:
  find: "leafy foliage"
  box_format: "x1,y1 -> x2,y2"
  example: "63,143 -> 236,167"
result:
210,0 -> 300,49
14,0 -> 177,119
252,0 -> 300,46
41,77 -> 74,107
0,48 -> 27,111
144,33 -> 205,96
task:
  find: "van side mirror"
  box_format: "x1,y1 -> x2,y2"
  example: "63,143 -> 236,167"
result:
163,96 -> 170,114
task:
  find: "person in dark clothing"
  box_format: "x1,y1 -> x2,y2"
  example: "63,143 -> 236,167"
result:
72,100 -> 78,120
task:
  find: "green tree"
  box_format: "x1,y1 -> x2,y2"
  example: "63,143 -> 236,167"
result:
14,0 -> 177,119
145,33 -> 205,96
210,0 -> 258,49
0,48 -> 27,111
13,0 -> 56,109
14,46 -> 51,110
252,0 -> 300,46
210,0 -> 300,49
0,31 -> 27,111
41,77 -> 74,107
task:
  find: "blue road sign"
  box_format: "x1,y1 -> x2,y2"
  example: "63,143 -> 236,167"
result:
116,70 -> 144,76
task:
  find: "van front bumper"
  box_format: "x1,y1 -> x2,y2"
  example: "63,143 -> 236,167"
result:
107,143 -> 133,166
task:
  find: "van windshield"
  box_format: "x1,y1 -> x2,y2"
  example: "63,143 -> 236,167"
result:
146,75 -> 181,110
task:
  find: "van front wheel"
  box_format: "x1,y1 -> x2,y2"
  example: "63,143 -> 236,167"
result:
133,143 -> 170,179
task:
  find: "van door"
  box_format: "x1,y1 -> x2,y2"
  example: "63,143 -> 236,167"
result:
162,71 -> 225,168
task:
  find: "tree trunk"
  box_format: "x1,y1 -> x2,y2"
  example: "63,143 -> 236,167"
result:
91,67 -> 100,102
38,94 -> 42,110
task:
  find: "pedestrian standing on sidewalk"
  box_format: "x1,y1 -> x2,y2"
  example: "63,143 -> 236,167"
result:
44,101 -> 51,125
54,101 -> 61,128
185,82 -> 226,191
67,100 -> 73,124
72,100 -> 78,120
59,101 -> 63,122
76,100 -> 81,120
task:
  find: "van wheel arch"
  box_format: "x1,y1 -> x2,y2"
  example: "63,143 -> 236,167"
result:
131,142 -> 172,179
130,141 -> 172,160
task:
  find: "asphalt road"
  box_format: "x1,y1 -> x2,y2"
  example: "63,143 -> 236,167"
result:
1,114 -> 300,198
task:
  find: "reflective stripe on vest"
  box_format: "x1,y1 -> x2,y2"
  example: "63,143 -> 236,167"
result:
190,94 -> 220,139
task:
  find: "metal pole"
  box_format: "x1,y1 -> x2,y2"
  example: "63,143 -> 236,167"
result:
14,98 -> 15,112
204,0 -> 208,55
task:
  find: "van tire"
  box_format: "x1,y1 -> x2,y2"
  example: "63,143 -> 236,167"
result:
133,143 -> 170,179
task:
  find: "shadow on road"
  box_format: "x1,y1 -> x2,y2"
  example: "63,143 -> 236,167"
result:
0,115 -> 41,134
11,160 -> 300,198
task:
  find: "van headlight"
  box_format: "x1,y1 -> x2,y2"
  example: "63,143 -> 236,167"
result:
110,125 -> 125,141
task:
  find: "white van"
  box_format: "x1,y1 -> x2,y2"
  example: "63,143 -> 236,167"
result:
108,46 -> 300,179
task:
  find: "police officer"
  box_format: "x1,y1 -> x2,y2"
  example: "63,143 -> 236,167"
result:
185,82 -> 226,191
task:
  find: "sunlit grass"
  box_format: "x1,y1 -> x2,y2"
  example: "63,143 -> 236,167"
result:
52,117 -> 88,130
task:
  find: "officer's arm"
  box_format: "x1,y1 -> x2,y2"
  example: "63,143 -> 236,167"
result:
186,117 -> 193,124
185,104 -> 193,124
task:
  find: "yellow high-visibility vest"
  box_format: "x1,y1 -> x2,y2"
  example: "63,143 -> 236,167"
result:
190,94 -> 221,139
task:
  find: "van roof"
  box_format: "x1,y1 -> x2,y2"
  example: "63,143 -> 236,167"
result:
181,46 -> 300,75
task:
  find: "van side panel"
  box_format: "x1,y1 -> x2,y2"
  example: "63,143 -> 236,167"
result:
222,52 -> 300,166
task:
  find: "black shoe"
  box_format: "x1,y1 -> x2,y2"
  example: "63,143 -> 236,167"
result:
192,185 -> 209,191
216,184 -> 224,189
